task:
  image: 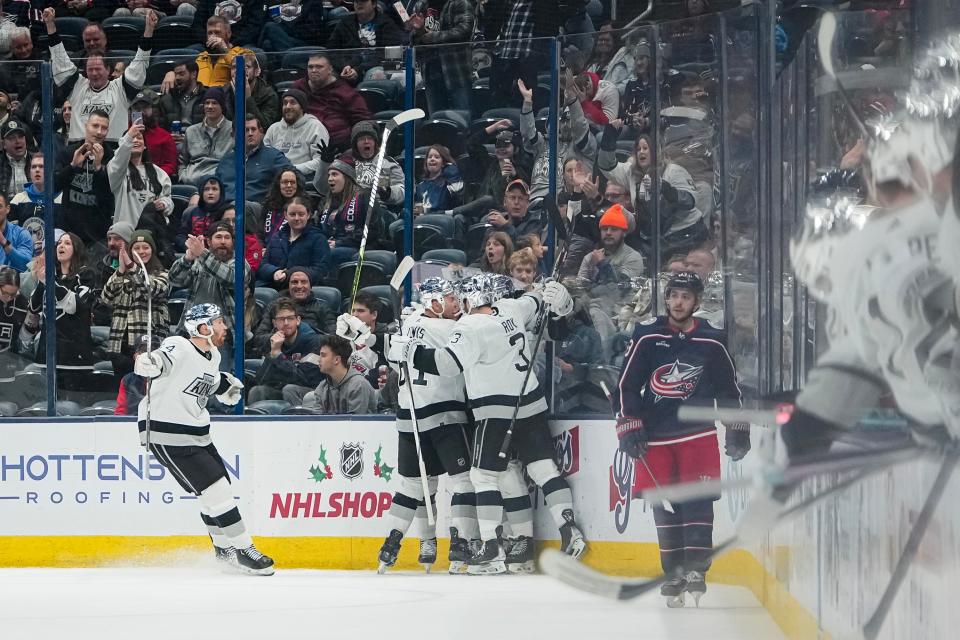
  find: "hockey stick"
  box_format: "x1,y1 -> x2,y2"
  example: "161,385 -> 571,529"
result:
818,12 -> 871,140
498,200 -> 569,459
350,108 -> 426,311
860,447 -> 960,640
541,462 -> 878,601
643,440 -> 923,504
598,381 -> 674,513
678,402 -> 794,427
132,252 -> 152,450
389,255 -> 435,526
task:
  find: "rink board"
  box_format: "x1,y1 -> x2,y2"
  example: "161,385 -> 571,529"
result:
0,417 -> 815,638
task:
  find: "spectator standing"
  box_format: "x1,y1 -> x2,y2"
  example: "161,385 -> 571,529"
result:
257,196 -> 330,290
0,192 -> 33,272
264,89 -> 330,185
222,52 -> 279,128
90,221 -> 133,321
253,267 -> 336,346
114,334 -> 162,416
259,0 -> 326,52
29,231 -> 97,388
55,110 -> 115,248
189,15 -> 253,88
100,229 -> 170,380
344,121 -> 405,210
247,298 -> 324,403
10,153 -> 63,256
193,0 -> 265,47
326,0 -> 406,84
0,266 -> 36,376
574,71 -> 619,126
319,155 -> 369,268
107,122 -> 174,228
291,53 -> 372,150
262,169 -> 309,245
300,335 -> 378,414
157,60 -> 207,131
466,119 -> 533,200
470,230 -> 513,275
0,118 -> 33,201
215,114 -> 292,203
413,144 -> 463,215
407,0 -> 475,114
168,221 -> 251,367
45,7 -> 156,143
125,92 -> 176,177
176,176 -> 224,250
210,203 -> 265,272
178,87 -> 234,187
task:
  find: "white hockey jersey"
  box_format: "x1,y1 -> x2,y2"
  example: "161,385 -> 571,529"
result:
438,295 -> 547,421
395,309 -> 467,432
137,336 -> 223,447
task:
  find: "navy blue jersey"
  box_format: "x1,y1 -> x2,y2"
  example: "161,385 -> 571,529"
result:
618,316 -> 742,441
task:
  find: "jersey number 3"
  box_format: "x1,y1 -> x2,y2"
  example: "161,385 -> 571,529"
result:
509,333 -> 530,372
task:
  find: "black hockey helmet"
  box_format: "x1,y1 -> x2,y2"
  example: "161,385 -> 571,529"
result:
664,271 -> 704,298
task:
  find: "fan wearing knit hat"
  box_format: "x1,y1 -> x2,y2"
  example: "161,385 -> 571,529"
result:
577,203 -> 646,283
346,120 -> 405,207
263,88 -> 330,183
320,154 -> 372,271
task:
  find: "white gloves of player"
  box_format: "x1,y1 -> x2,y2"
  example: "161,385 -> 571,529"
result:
543,281 -> 574,317
216,372 -> 244,406
336,312 -> 375,348
385,334 -> 418,365
401,302 -> 423,322
134,352 -> 162,378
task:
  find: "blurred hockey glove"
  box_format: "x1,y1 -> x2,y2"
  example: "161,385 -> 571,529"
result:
724,424 -> 751,461
401,302 -> 423,322
599,123 -> 620,152
336,312 -> 375,348
134,352 -> 162,378
316,138 -> 337,164
385,334 -> 418,365
216,372 -> 244,406
543,281 -> 574,317
615,416 -> 647,458
660,180 -> 679,204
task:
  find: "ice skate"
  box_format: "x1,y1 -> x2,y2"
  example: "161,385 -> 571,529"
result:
418,537 -> 437,573
213,546 -> 239,574
684,570 -> 706,607
448,528 -> 471,574
377,529 -> 403,574
559,509 -> 587,559
466,539 -> 506,575
505,536 -> 535,574
661,575 -> 687,608
235,545 -> 274,576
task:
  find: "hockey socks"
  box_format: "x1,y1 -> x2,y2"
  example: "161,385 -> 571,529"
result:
448,471 -> 480,540
383,475 -> 437,537
652,500 -> 715,575
470,467 -> 504,542
198,477 -> 253,551
501,460 -> 534,538
526,459 -> 574,529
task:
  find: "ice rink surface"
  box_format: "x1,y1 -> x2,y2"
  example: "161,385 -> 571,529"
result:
0,566 -> 786,640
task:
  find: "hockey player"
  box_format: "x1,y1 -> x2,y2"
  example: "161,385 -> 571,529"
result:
134,303 -> 275,576
389,273 -> 587,575
615,272 -> 749,606
377,277 -> 479,575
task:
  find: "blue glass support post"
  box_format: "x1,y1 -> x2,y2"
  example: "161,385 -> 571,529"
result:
41,63 -> 57,416
403,46 -> 416,304
232,57 -> 246,413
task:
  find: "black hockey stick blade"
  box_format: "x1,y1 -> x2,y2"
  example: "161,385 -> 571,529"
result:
544,197 -> 568,243
539,549 -> 669,600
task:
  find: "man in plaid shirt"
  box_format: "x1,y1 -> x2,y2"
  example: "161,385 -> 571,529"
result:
408,0 -> 476,114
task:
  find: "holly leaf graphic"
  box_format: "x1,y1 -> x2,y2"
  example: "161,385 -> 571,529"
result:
374,445 -> 384,465
318,445 -> 328,466
309,464 -> 327,483
379,461 -> 394,482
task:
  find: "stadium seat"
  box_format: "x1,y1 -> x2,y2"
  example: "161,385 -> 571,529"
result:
417,110 -> 469,157
479,107 -> 522,129
281,406 -> 324,415
17,400 -> 83,417
80,404 -> 117,416
246,400 -> 291,415
413,214 -> 457,259
312,286 -> 341,314
254,287 -> 279,312
274,80 -> 296,94
55,17 -> 89,51
358,79 -> 401,111
271,68 -> 305,83
0,401 -> 18,417
358,249 -> 398,275
102,17 -> 145,51
281,47 -> 325,70
146,60 -> 178,85
336,261 -> 390,301
466,222 -> 493,265
155,48 -> 201,60
167,298 -> 188,327
154,16 -> 195,51
93,360 -> 114,373
10,369 -> 47,407
171,183 -> 197,199
421,248 -> 467,266
90,326 -> 109,346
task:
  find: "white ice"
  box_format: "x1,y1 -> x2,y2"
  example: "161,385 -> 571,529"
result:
0,567 -> 786,640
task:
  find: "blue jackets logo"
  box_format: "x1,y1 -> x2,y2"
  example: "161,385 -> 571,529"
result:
649,359 -> 704,401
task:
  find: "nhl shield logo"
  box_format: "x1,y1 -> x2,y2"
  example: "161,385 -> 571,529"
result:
340,443 -> 364,480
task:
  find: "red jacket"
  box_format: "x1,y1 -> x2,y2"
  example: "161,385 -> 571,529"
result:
292,77 -> 372,150
144,125 -> 178,177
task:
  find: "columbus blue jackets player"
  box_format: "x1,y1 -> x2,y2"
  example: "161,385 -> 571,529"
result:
615,272 -> 750,607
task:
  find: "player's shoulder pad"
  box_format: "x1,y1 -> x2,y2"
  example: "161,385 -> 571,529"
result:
692,319 -> 728,342
631,315 -> 667,338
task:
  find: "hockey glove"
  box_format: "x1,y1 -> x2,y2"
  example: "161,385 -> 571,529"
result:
336,312 -> 376,348
134,352 -> 162,378
660,180 -> 679,204
724,424 -> 751,461
615,416 -> 647,458
385,334 -> 418,365
215,372 -> 244,406
543,281 -> 574,317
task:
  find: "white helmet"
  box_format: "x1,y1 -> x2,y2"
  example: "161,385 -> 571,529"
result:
456,273 -> 512,312
183,303 -> 223,340
418,277 -> 456,314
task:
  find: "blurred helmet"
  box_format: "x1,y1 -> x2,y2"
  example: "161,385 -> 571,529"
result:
418,277 -> 456,314
456,273 -> 512,311
183,303 -> 222,339
664,271 -> 704,299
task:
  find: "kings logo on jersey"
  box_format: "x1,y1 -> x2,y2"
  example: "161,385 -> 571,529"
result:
340,443 -> 364,480
649,360 -> 704,402
183,373 -> 216,409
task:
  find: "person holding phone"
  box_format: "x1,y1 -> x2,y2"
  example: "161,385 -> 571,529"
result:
107,121 -> 174,229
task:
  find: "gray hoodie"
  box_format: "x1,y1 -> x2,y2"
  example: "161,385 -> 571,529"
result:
263,113 -> 330,182
303,367 -> 378,414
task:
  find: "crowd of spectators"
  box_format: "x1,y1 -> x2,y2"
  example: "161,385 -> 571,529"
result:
0,1 -> 901,416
